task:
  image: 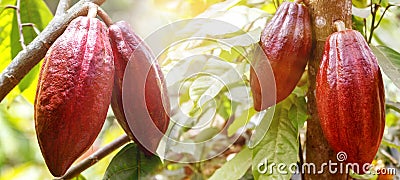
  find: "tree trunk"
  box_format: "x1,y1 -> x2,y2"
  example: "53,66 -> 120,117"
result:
305,0 -> 352,179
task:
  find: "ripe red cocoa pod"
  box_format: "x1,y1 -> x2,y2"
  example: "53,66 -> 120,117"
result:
34,16 -> 114,177
250,1 -> 311,111
108,21 -> 141,141
316,29 -> 385,173
109,21 -> 170,155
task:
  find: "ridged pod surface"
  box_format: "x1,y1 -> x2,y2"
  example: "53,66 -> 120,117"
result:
316,29 -> 385,172
109,21 -> 170,155
34,17 -> 114,176
250,1 -> 311,111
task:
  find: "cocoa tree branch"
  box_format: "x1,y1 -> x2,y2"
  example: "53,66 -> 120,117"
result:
55,0 -> 71,16
56,134 -> 131,179
0,0 -> 106,102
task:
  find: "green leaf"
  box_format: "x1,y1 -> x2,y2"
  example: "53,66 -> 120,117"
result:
17,0 -> 52,93
260,3 -> 277,14
221,28 -> 261,48
385,113 -> 398,127
0,0 -> 16,68
103,143 -> 162,180
380,0 -> 389,7
18,0 -> 52,94
189,75 -> 225,106
227,107 -> 256,136
0,0 -> 52,102
198,0 -> 244,18
185,57 -> 246,108
72,174 -> 87,180
193,127 -> 220,142
217,95 -> 233,120
164,4 -> 268,60
371,45 -> 400,89
372,0 -> 380,4
352,0 -> 370,8
18,64 -> 39,93
209,147 -> 252,180
0,99 -> 36,164
219,46 -> 245,63
252,97 -> 299,180
20,67 -> 40,103
350,173 -> 378,179
288,95 -> 307,129
248,107 -> 275,148
352,16 -> 365,36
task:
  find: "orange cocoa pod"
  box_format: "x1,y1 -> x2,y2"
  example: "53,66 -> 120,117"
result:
34,16 -> 114,176
109,21 -> 170,155
250,1 -> 311,111
316,28 -> 385,173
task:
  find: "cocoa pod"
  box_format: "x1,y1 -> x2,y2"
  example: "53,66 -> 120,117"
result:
316,29 -> 385,173
109,21 -> 170,155
34,16 -> 114,176
108,21 -> 141,141
250,1 -> 311,111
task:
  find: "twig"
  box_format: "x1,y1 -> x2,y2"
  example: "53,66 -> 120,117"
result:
97,7 -> 113,26
55,0 -> 71,16
56,134 -> 131,179
272,0 -> 278,10
4,5 -> 17,10
16,0 -> 26,49
368,4 -> 379,44
0,0 -> 106,102
374,5 -> 392,29
380,149 -> 399,167
364,0 -> 392,43
386,100 -> 400,113
21,23 -> 41,35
